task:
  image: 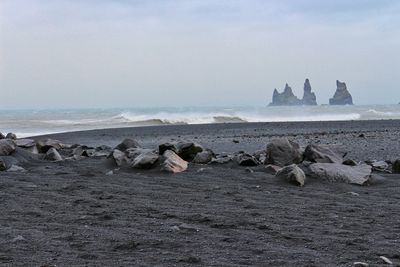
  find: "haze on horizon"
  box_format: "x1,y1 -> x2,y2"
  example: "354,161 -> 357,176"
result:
0,0 -> 399,109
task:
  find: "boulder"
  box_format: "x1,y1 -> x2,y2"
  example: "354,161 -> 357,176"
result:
392,159 -> 400,174
0,132 -> 5,139
115,139 -> 140,152
0,139 -> 16,156
131,151 -> 159,169
269,83 -> 302,106
110,149 -> 126,167
6,133 -> 17,140
276,164 -> 306,186
126,148 -> 155,160
37,139 -> 63,153
192,150 -> 214,164
343,159 -> 358,166
329,80 -> 353,105
159,142 -> 177,155
366,160 -> 389,172
176,142 -> 203,161
236,153 -> 259,166
265,138 -> 303,167
265,164 -> 281,175
161,150 -> 188,173
44,148 -> 63,161
308,163 -> 372,185
303,144 -> 343,164
301,79 -> 317,105
15,139 -> 38,154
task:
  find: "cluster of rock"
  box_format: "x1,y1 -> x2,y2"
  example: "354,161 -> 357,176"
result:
1,132 -> 398,187
269,79 -> 353,106
270,79 -> 317,106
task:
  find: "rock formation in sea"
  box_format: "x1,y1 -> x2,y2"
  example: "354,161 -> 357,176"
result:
302,79 -> 317,105
269,84 -> 302,106
269,79 -> 317,106
329,80 -> 353,105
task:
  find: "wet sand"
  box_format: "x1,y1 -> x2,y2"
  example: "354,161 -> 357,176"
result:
1,120 -> 400,266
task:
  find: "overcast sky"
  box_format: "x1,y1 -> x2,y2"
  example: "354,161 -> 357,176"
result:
1,0 -> 399,109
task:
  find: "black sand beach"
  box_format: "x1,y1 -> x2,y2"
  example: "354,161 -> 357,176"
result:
1,120 -> 400,266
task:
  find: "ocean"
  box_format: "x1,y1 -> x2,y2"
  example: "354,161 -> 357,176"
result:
1,104 -> 399,138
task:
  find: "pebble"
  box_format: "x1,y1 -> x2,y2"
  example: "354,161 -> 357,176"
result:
379,256 -> 393,265
353,262 -> 368,267
347,192 -> 360,196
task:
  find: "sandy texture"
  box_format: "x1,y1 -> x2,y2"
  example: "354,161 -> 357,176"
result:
1,120 -> 400,266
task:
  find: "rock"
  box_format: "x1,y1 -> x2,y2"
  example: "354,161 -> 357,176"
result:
353,262 -> 369,267
303,144 -> 343,164
6,165 -> 26,172
343,159 -> 358,166
37,139 -> 62,153
0,158 -> 8,171
105,170 -> 114,176
275,164 -> 306,186
161,150 -> 188,173
367,160 -> 389,172
308,163 -> 372,185
302,79 -> 317,105
176,142 -> 203,161
392,159 -> 400,174
269,83 -> 302,106
158,142 -> 177,155
253,150 -> 266,164
379,256 -> 393,265
236,153 -> 259,166
44,148 -> 63,161
6,133 -> 17,140
329,80 -> 353,105
265,138 -> 303,167
15,139 -> 38,154
265,164 -> 281,175
192,150 -> 214,164
115,139 -> 140,152
0,139 -> 16,156
209,153 -> 234,164
0,132 -> 5,139
130,151 -> 159,169
109,149 -> 126,167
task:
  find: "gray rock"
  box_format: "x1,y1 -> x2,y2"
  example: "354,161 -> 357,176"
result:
343,159 -> 358,166
131,151 -> 159,169
115,139 -> 140,152
265,164 -> 281,175
161,150 -> 188,173
192,150 -> 214,164
210,153 -> 234,164
392,159 -> 400,174
44,147 -> 63,161
253,150 -> 266,164
302,79 -> 317,105
309,163 -> 372,185
159,142 -> 177,155
0,139 -> 16,156
329,80 -> 353,105
236,153 -> 259,166
269,83 -> 302,106
265,138 -> 303,167
303,144 -> 343,164
126,148 -> 155,159
176,142 -> 203,161
37,139 -> 63,153
15,139 -> 38,154
110,149 -> 126,167
367,160 -> 389,172
6,165 -> 26,172
6,133 -> 17,140
0,132 -> 5,139
0,158 -> 7,171
276,164 -> 306,186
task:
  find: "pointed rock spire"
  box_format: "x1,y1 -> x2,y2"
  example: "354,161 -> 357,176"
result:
329,80 -> 353,105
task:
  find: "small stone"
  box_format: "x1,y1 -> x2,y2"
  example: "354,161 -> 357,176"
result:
6,133 -> 17,140
105,170 -> 114,176
115,139 -> 140,152
44,148 -> 63,161
6,165 -> 26,172
0,139 -> 16,156
347,192 -> 360,196
11,235 -> 25,242
110,149 -> 126,167
353,262 -> 368,267
379,256 -> 392,265
192,150 -> 214,164
343,159 -> 358,166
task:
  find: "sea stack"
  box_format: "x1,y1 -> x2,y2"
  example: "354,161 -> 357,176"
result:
269,84 -> 302,106
302,79 -> 317,105
329,80 -> 353,105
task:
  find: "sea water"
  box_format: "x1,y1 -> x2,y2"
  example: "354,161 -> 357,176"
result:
0,104 -> 399,138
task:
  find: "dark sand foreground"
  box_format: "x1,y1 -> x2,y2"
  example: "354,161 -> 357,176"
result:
1,120 -> 400,266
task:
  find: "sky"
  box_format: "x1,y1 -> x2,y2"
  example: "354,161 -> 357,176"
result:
1,0 -> 399,109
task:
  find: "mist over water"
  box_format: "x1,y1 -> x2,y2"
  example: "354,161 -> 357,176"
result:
1,105 -> 400,138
